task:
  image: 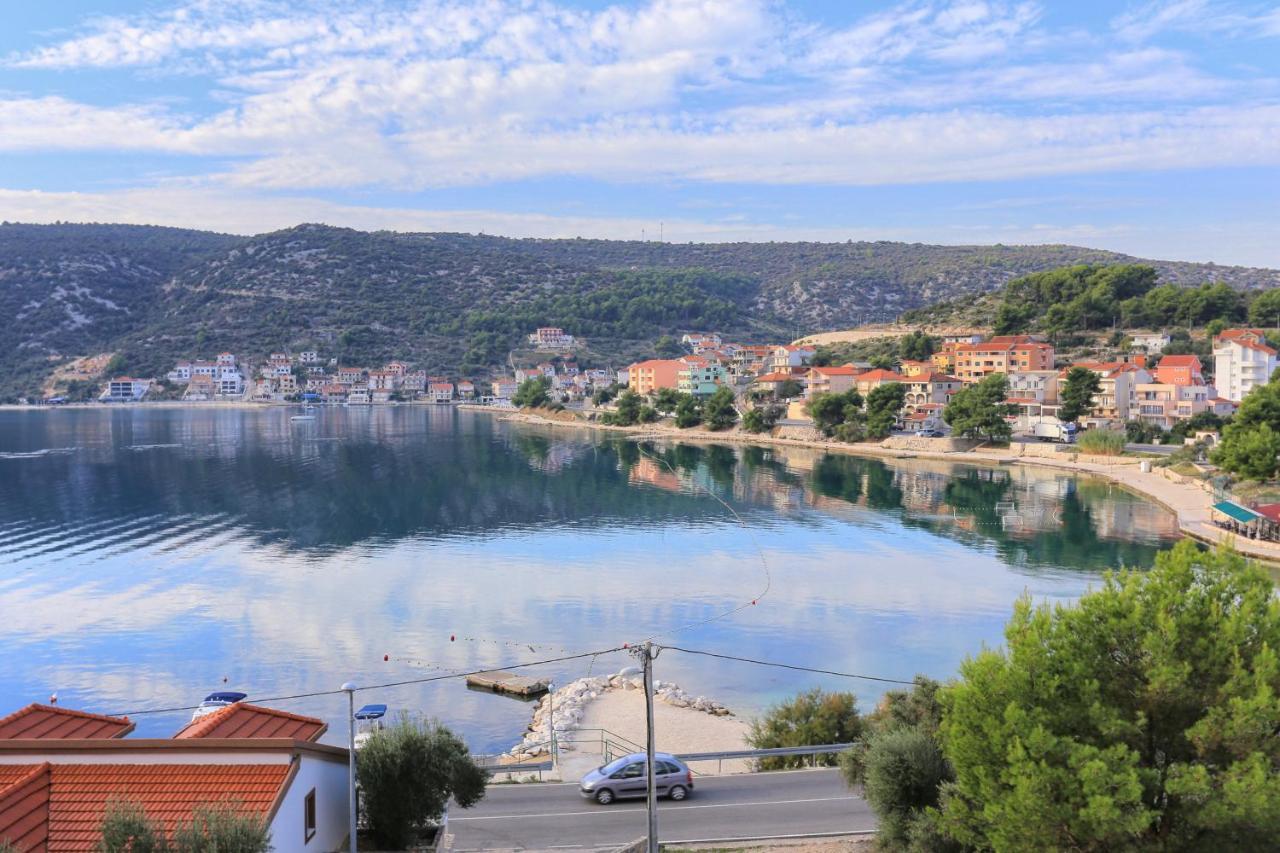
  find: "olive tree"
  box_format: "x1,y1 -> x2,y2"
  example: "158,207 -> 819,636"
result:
357,716 -> 487,850
748,689 -> 863,770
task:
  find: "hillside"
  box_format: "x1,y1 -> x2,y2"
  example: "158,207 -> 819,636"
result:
2,221 -> 1278,401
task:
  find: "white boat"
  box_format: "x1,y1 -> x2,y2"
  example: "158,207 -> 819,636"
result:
191,691 -> 246,721
290,414 -> 316,422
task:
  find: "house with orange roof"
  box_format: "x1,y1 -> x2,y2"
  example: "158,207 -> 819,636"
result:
0,702 -> 347,853
899,360 -> 932,377
753,371 -> 802,397
626,359 -> 684,395
803,365 -> 861,398
1153,354 -> 1204,387
853,369 -> 907,397
953,338 -> 1055,383
1213,328 -> 1277,402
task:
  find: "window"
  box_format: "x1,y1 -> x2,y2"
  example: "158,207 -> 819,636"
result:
304,788 -> 316,843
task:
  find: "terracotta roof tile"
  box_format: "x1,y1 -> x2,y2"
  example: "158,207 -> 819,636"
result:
0,705 -> 134,741
172,703 -> 326,742
23,764 -> 291,853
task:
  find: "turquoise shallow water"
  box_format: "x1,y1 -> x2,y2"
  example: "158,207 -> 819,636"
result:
0,406 -> 1179,751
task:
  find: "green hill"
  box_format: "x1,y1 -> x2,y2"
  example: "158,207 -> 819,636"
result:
2,221 -> 1277,401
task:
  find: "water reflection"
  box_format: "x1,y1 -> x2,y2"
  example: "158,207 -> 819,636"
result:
0,408 -> 1179,750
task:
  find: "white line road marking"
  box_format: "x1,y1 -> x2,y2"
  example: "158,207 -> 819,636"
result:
450,795 -> 861,822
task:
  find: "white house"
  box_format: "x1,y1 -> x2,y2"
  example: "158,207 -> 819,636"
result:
167,363 -> 193,383
0,702 -> 350,853
527,327 -> 576,349
1130,332 -> 1171,353
1213,329 -> 1278,403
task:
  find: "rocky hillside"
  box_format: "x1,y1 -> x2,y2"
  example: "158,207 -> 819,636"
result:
1,221 -> 1277,400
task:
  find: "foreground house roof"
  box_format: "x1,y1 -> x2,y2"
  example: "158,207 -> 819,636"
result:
0,706 -> 134,741
172,703 -> 326,742
0,763 -> 291,853
0,702 -> 344,853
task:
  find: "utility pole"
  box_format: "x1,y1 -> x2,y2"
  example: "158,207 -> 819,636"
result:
547,681 -> 556,768
631,642 -> 659,853
341,682 -> 357,853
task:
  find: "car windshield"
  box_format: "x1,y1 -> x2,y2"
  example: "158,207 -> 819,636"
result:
598,757 -> 632,775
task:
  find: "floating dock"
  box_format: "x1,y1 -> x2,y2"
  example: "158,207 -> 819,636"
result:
465,670 -> 551,697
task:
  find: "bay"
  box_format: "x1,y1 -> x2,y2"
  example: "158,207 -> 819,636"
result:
0,406 -> 1179,752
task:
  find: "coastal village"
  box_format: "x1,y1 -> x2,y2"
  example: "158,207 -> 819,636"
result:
83,324 -> 1273,442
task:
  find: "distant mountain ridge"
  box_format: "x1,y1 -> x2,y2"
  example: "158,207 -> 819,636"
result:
2,221 -> 1277,400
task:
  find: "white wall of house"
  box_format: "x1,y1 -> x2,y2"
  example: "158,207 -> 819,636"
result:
269,754 -> 349,853
1215,340 -> 1277,402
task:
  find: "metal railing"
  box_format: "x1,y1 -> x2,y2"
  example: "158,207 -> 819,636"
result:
477,738 -> 856,780
676,742 -> 856,775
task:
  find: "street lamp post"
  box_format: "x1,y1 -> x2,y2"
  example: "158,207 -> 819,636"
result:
342,682 -> 357,853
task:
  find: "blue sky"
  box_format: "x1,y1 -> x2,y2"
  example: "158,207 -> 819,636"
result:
1,0 -> 1277,265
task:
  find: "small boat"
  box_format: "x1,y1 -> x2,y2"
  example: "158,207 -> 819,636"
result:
290,414 -> 316,422
354,703 -> 388,749
191,691 -> 247,721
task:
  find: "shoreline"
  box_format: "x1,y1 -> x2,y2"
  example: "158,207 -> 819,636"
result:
458,404 -> 1280,567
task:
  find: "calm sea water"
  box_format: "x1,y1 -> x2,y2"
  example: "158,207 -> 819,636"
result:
0,407 -> 1179,751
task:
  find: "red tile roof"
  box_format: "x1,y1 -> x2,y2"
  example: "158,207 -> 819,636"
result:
0,764 -> 50,852
1157,355 -> 1202,367
0,764 -> 290,853
172,703 -> 326,742
0,705 -> 134,741
855,369 -> 906,383
754,372 -> 796,382
1238,339 -> 1277,355
808,365 -> 860,376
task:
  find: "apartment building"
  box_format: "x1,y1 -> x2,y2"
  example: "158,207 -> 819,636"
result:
1213,328 -> 1277,402
952,336 -> 1055,382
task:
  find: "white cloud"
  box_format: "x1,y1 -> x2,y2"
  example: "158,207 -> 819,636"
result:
1113,0 -> 1280,41
0,0 -> 1275,254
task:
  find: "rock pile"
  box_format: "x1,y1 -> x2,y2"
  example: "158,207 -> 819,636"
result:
506,667 -> 733,760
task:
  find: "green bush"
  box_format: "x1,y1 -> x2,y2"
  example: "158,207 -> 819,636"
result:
939,542 -> 1280,850
357,716 -> 486,849
1076,429 -> 1126,455
860,728 -> 955,851
702,386 -> 738,431
512,376 -> 551,409
743,404 -> 782,434
748,689 -> 864,770
0,840 -> 16,853
170,804 -> 270,853
97,800 -> 169,853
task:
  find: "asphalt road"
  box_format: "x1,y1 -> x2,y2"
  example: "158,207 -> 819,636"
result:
1125,443 -> 1178,455
448,768 -> 874,851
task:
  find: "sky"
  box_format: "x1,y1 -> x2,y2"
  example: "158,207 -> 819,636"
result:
0,0 -> 1277,265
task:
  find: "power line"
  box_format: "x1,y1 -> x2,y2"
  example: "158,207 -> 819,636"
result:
110,646 -> 628,717
661,645 -> 920,686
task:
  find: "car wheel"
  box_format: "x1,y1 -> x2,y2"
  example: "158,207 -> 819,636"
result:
595,788 -> 615,805
668,785 -> 687,801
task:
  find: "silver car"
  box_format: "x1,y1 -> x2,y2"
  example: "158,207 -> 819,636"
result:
579,752 -> 694,804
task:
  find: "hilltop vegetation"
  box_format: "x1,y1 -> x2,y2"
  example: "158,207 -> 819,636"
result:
902,262 -> 1280,334
2,221 -> 1279,401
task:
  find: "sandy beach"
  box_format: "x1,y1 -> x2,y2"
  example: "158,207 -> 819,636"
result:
576,688 -> 755,775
